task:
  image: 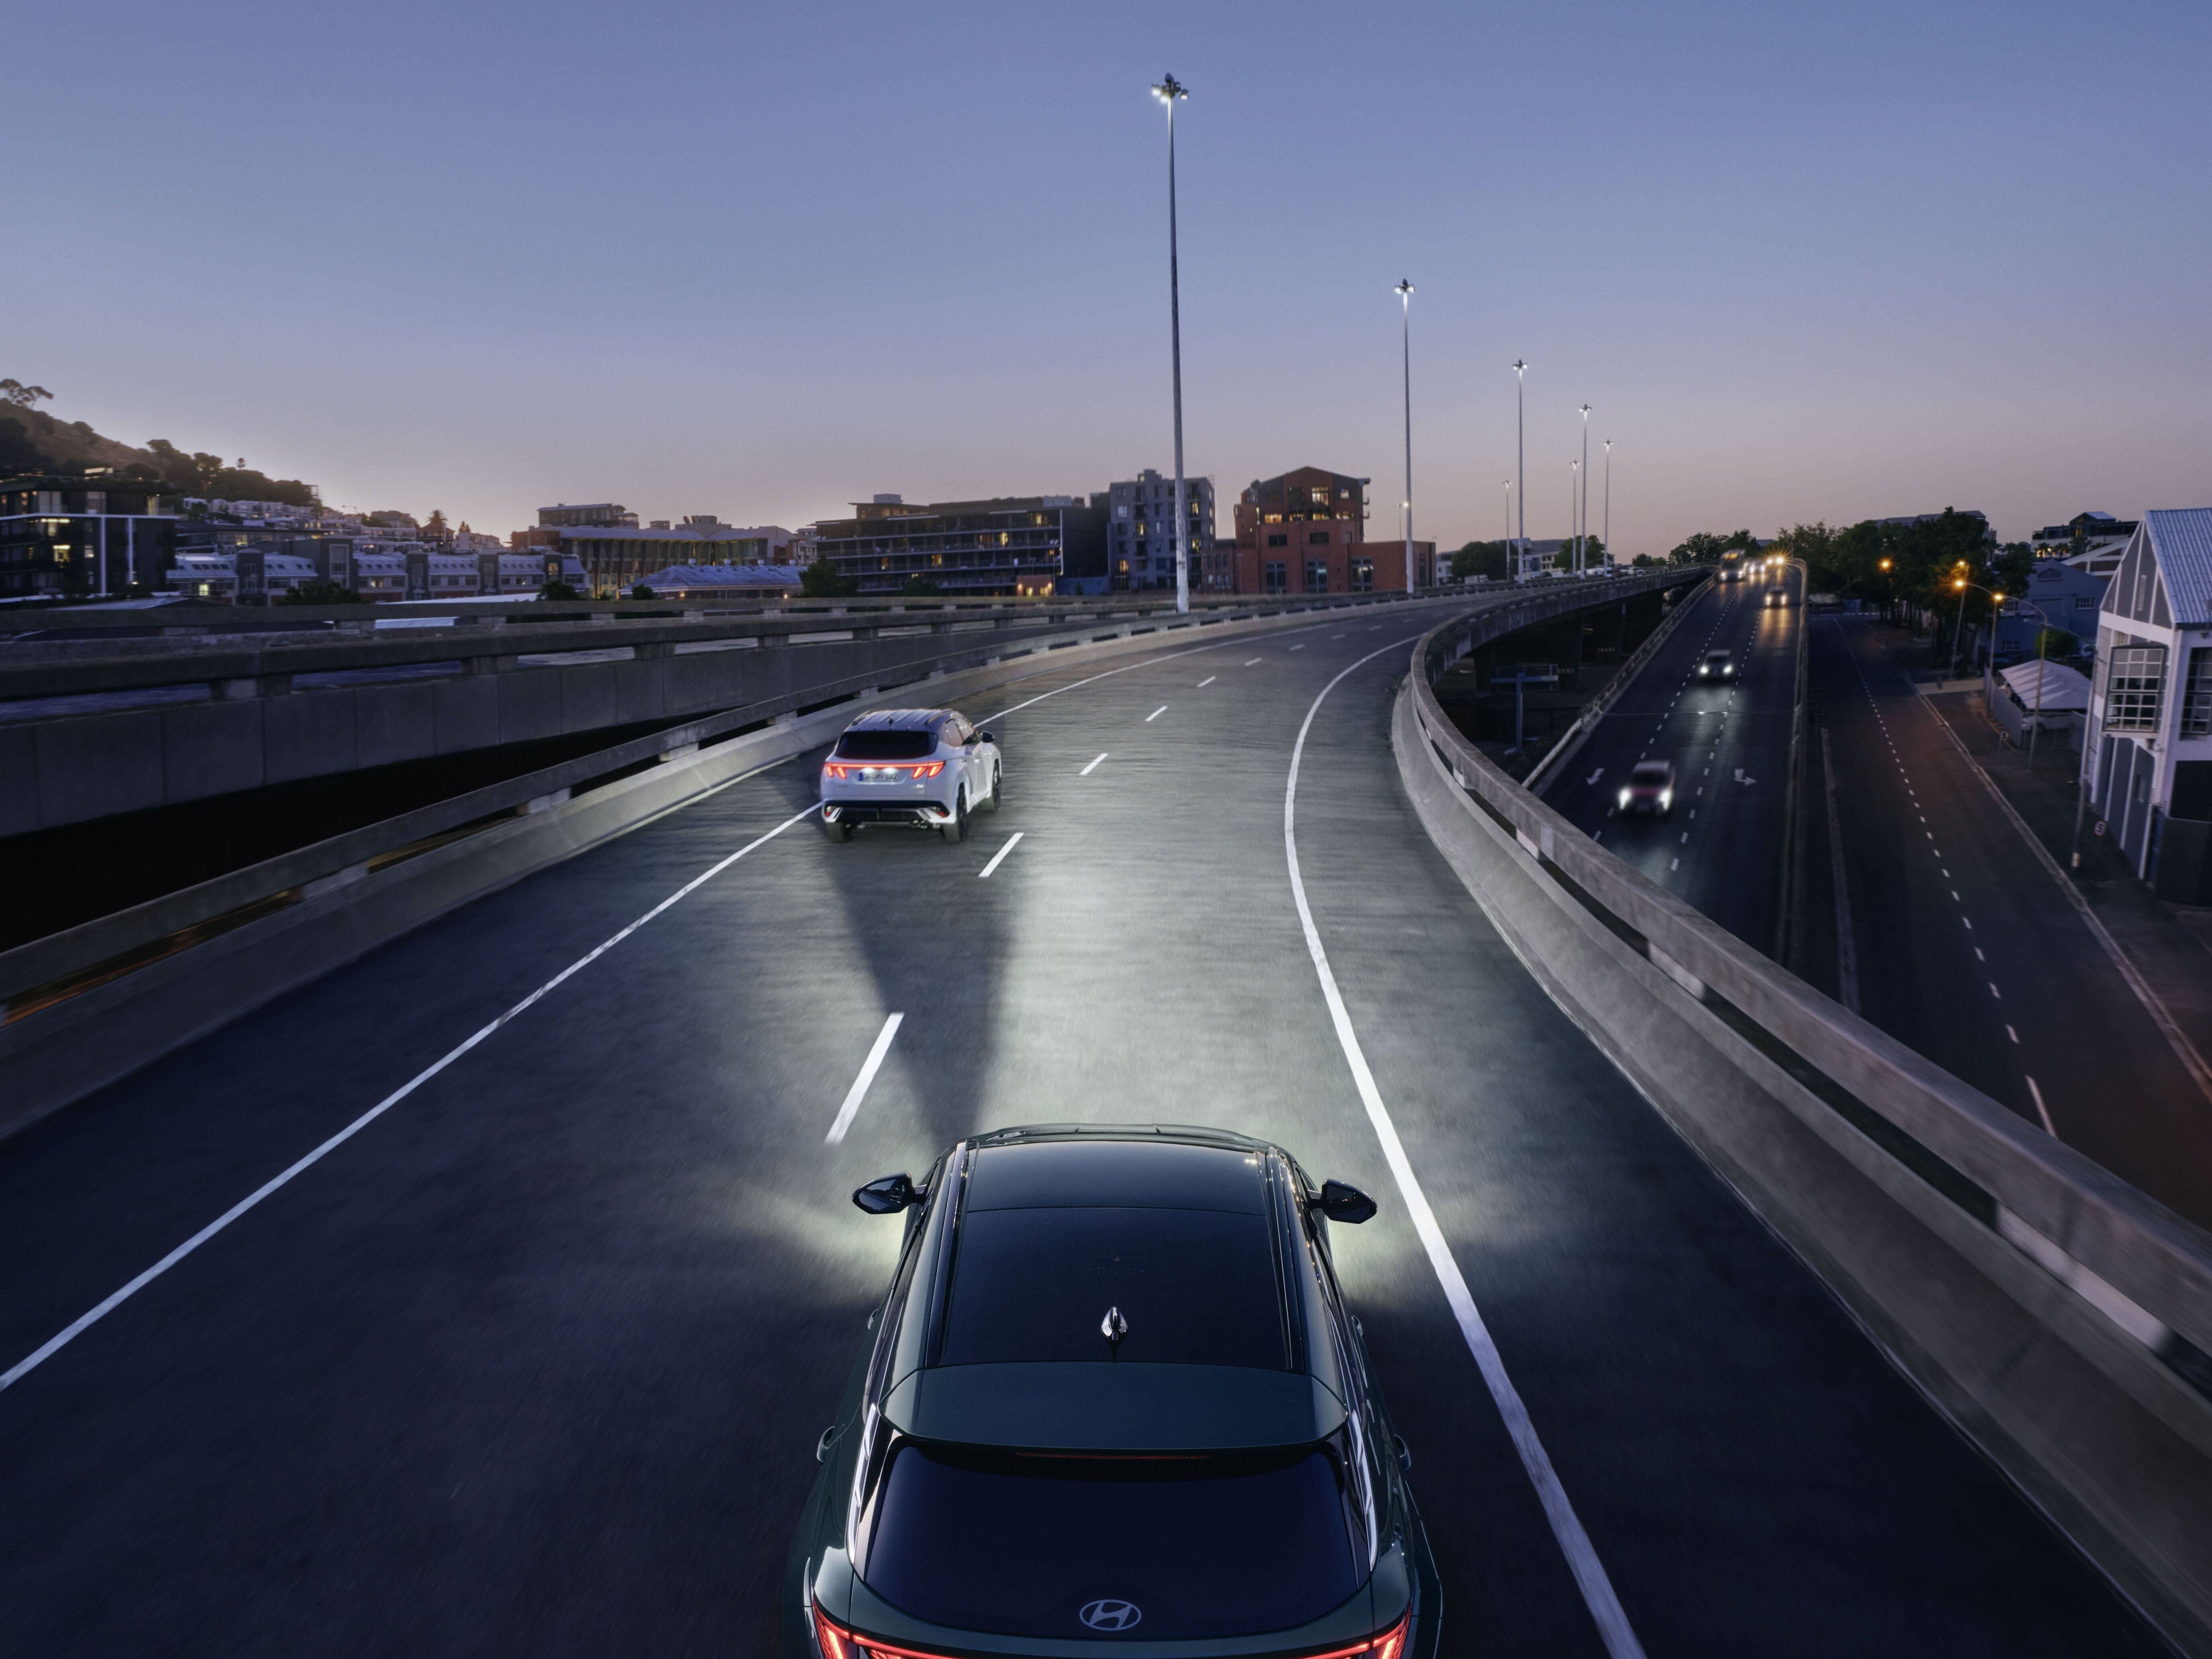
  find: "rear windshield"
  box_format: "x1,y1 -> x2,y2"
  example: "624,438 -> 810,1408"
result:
940,1207 -> 1285,1370
862,1438 -> 1363,1640
836,730 -> 936,760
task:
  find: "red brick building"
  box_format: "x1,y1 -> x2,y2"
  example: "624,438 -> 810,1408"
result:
1228,466 -> 1434,595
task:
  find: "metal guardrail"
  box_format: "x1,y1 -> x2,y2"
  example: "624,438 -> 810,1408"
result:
1408,603 -> 2212,1397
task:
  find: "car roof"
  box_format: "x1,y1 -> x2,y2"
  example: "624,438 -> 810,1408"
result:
843,708 -> 953,733
1632,759 -> 1671,775
965,1137 -> 1270,1214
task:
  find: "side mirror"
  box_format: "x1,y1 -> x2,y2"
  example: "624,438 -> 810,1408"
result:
1314,1179 -> 1378,1224
852,1172 -> 918,1215
979,731 -> 996,745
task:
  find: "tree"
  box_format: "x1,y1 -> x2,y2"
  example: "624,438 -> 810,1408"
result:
630,582 -> 657,600
279,578 -> 363,606
801,555 -> 857,598
0,379 -> 53,409
1452,539 -> 1510,580
539,579 -> 581,600
901,574 -> 942,595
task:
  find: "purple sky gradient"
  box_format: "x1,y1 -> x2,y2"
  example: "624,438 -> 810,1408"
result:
9,0 -> 2209,552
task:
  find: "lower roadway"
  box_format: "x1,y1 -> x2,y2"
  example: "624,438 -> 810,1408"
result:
0,608 -> 2164,1655
1816,614 -> 2212,1228
1543,566 -> 1801,953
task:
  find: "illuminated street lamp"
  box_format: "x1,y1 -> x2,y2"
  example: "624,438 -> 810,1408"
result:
1602,438 -> 1612,571
1397,279 -> 1415,593
1513,361 -> 1527,580
1152,73 -> 1190,613
1570,458 -> 1580,575
1578,404 -> 1592,574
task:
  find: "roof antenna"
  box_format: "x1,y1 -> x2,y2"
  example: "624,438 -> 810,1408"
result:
1100,1305 -> 1128,1360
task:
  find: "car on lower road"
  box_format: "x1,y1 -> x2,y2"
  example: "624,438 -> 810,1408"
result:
1698,649 -> 1735,680
787,1124 -> 1440,1659
1618,759 -> 1676,817
821,709 -> 999,844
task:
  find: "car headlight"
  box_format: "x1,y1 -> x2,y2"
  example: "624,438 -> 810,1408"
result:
1660,789 -> 1673,806
1618,788 -> 1632,807
1698,666 -> 1708,676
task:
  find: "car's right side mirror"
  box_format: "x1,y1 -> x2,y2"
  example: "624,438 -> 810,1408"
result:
979,731 -> 996,745
1313,1179 -> 1378,1224
852,1173 -> 919,1215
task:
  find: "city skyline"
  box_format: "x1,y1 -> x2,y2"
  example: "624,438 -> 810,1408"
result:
10,0 -> 2209,552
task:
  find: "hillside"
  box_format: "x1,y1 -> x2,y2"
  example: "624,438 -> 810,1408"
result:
0,391 -> 320,507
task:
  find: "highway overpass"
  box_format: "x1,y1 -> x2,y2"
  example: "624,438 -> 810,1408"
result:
0,576 -> 2205,1657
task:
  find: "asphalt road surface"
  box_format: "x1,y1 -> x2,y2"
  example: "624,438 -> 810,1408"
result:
1543,567 -> 1801,954
0,609 -> 2165,1657
1814,614 -> 2212,1228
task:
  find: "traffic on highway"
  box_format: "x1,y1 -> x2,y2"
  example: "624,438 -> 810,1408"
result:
0,612 -> 2161,1657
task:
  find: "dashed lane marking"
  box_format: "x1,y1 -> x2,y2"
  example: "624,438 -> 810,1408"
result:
1145,705 -> 1167,722
1079,752 -> 1108,776
825,1012 -> 905,1145
977,832 -> 1024,879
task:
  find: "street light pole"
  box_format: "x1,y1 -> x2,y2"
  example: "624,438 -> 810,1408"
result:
1513,361 -> 1527,581
1503,480 -> 1512,578
1153,74 -> 1190,614
1578,404 -> 1591,575
1603,439 -> 1612,570
1570,459 -> 1579,576
1397,279 -> 1415,593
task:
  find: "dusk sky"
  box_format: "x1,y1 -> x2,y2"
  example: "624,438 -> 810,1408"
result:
12,0 -> 2209,552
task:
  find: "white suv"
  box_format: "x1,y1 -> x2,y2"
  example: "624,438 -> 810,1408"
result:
821,709 -> 1001,844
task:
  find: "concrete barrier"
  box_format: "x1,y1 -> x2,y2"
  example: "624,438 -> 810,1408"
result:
1395,608 -> 2212,1654
0,584 -> 1654,1140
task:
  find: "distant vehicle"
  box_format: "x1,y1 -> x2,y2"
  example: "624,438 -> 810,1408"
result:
787,1124 -> 1441,1659
1699,649 -> 1735,680
1718,549 -> 1744,582
821,709 -> 1000,844
1765,589 -> 1786,609
1618,759 -> 1676,817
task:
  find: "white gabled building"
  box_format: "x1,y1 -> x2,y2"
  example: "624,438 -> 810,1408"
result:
2084,509 -> 2212,896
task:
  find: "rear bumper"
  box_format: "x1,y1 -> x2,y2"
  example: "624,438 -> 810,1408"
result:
823,800 -> 954,827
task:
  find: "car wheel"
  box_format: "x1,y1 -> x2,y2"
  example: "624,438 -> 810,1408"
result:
826,817 -> 853,843
941,792 -> 969,844
983,762 -> 1002,812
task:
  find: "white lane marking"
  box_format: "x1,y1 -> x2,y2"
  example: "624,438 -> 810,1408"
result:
1989,982 -> 2002,1000
1284,640 -> 1646,1659
1145,705 -> 1167,722
825,1013 -> 905,1145
1198,676 -> 1217,687
1243,657 -> 1264,666
1080,752 -> 1108,776
1670,856 -> 1680,871
974,638 -> 1230,726
1976,947 -> 1986,961
2027,1075 -> 2056,1136
1587,768 -> 1604,786
1,798 -> 823,1394
1289,643 -> 1305,651
977,832 -> 1024,879
2007,1025 -> 2020,1044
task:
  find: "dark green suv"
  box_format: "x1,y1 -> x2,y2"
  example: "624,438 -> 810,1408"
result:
785,1124 -> 1441,1658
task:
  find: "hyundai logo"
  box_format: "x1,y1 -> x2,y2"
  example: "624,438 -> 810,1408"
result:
1078,1598 -> 1142,1632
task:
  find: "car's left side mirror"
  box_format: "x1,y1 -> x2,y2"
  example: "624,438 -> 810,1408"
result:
979,731 -> 996,745
852,1173 -> 919,1215
1313,1179 -> 1377,1224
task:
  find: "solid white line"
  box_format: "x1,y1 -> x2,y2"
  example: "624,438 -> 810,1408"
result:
977,832 -> 1024,878
1284,640 -> 1644,1659
1145,705 -> 1167,722
1,800 -> 823,1394
1198,676 -> 1217,687
1079,752 -> 1108,777
825,1013 -> 905,1145
2027,1075 -> 2056,1136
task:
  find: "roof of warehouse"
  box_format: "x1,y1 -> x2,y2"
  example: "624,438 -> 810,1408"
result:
2146,510 -> 2212,628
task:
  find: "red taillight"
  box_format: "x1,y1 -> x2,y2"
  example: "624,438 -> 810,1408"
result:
1299,1612 -> 1412,1659
811,1607 -> 958,1659
822,761 -> 944,780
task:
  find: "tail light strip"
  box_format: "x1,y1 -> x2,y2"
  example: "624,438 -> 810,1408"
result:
823,761 -> 946,781
813,1606 -> 1408,1659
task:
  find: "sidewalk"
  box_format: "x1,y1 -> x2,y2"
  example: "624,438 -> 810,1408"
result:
1921,679 -> 2212,1083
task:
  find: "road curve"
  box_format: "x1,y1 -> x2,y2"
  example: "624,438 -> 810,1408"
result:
0,612 -> 2162,1656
